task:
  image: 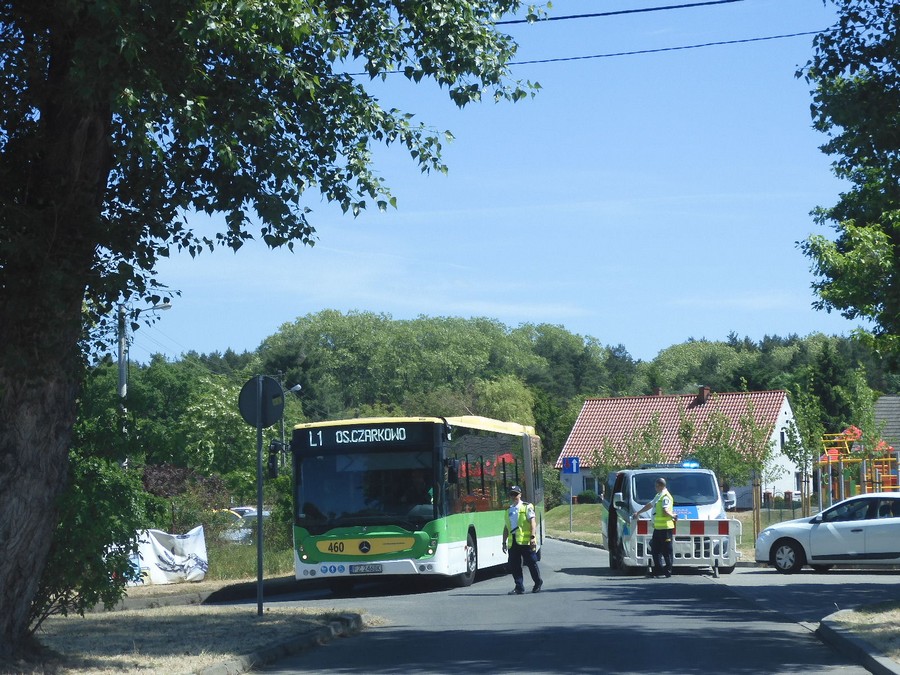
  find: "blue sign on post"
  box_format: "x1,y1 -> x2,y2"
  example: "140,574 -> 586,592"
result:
562,456 -> 580,474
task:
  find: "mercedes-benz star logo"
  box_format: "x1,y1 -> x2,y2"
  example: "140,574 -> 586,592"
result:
359,540 -> 371,553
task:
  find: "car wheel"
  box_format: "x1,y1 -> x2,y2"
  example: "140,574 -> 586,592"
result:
453,532 -> 477,587
811,564 -> 833,573
771,539 -> 805,574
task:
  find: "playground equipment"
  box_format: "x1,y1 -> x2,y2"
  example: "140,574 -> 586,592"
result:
816,428 -> 899,510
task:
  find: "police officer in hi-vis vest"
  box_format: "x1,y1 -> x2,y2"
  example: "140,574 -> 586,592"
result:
631,477 -> 678,578
503,485 -> 543,594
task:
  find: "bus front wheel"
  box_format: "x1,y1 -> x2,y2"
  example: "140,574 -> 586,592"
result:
454,532 -> 477,587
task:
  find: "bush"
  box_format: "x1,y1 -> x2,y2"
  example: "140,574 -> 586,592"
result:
29,451 -> 149,633
542,464 -> 565,510
577,490 -> 598,504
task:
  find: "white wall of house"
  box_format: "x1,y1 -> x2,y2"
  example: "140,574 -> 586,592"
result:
733,397 -> 801,509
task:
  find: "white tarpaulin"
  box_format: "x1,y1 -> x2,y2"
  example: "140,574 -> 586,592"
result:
131,526 -> 209,585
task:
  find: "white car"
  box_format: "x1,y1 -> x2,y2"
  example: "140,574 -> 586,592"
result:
755,493 -> 900,573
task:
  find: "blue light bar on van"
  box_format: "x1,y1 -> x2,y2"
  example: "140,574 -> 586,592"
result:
681,459 -> 700,469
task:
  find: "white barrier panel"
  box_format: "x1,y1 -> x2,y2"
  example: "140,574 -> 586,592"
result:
131,526 -> 209,585
633,518 -> 740,569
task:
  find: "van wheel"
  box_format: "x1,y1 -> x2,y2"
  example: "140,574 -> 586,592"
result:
453,532 -> 477,587
609,539 -> 622,570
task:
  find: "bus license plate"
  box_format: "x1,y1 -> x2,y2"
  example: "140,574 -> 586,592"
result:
350,564 -> 383,574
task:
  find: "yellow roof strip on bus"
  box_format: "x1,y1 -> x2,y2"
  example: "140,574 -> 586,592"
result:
293,417 -> 444,430
444,415 -> 535,437
293,415 -> 534,436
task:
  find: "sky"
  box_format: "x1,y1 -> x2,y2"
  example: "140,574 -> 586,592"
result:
134,0 -> 864,365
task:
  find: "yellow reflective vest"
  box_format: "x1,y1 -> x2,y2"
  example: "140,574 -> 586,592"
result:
653,488 -> 675,530
507,502 -> 535,546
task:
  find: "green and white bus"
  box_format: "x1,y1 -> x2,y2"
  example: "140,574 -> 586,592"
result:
290,415 -> 544,589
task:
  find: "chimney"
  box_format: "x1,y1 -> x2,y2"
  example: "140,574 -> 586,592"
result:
653,387 -> 663,396
697,386 -> 711,403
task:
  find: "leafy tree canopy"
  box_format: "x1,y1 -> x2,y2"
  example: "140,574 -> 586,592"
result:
799,0 -> 900,351
0,0 -> 540,657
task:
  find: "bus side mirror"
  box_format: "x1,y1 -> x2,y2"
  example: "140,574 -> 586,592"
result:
446,459 -> 460,484
613,491 -> 625,509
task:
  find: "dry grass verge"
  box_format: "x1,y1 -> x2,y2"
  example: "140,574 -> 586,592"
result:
7,602 -> 375,675
829,601 -> 900,663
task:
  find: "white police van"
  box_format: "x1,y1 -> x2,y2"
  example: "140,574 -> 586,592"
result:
600,463 -> 740,576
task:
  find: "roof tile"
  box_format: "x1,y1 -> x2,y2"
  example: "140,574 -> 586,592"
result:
556,389 -> 788,468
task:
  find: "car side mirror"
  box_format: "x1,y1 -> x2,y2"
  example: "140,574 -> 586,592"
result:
613,491 -> 625,509
811,515 -> 823,524
724,490 -> 736,510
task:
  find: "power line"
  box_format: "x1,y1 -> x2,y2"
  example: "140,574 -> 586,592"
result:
497,0 -> 748,25
509,29 -> 826,66
353,28 -> 828,77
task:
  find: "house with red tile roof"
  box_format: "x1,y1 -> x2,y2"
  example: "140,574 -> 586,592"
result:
556,387 -> 800,509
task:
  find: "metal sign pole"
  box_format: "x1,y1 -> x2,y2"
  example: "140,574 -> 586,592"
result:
569,479 -> 574,532
238,374 -> 285,618
256,376 -> 264,616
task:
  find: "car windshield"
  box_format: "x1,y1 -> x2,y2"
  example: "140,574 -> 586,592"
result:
632,472 -> 719,506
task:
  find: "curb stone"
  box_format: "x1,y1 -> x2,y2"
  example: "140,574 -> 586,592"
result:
195,613 -> 363,675
818,614 -> 900,675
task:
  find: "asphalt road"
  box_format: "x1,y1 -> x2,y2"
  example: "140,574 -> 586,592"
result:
249,539 -> 885,674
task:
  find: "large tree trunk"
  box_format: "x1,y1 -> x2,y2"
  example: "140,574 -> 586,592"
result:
0,15 -> 112,652
0,356 -> 81,657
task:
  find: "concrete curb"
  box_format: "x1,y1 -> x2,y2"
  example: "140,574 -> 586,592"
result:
818,614 -> 900,675
195,613 -> 363,675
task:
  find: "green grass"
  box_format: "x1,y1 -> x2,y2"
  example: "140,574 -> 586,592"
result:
545,503 -> 604,545
205,542 -> 295,580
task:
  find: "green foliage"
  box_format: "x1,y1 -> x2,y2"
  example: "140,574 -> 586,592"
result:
142,464 -> 231,534
589,414 -> 665,473
257,311 -> 640,459
576,490 -> 598,504
733,400 -> 780,488
644,339 -> 755,394
541,463 -> 566,510
590,438 -> 622,488
28,451 -> 148,633
204,540 -> 295,581
687,409 -> 744,489
807,340 -> 863,432
799,0 -> 900,352
624,413 -> 665,466
472,375 -> 535,426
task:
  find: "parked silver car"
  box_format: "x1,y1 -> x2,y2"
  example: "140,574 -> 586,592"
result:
755,493 -> 900,573
220,512 -> 270,544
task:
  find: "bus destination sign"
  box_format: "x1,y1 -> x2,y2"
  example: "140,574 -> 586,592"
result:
297,422 -> 433,453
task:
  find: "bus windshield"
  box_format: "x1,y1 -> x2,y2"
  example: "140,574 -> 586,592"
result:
297,450 -> 435,529
632,472 -> 719,506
